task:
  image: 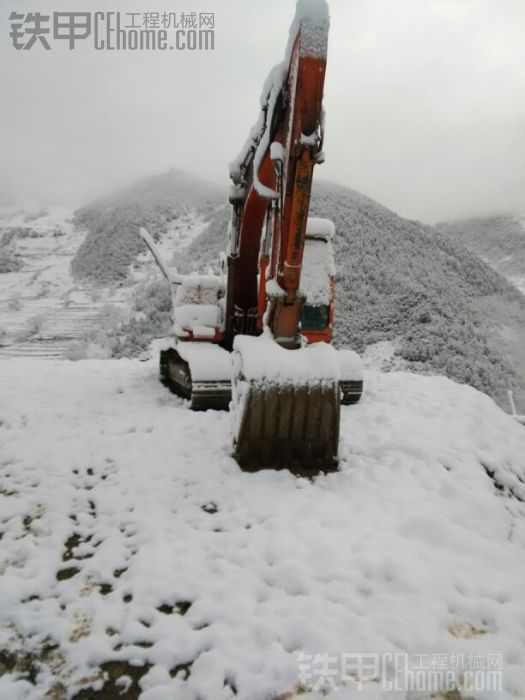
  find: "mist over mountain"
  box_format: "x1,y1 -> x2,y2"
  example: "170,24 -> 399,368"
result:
0,191 -> 16,208
437,215 -> 525,294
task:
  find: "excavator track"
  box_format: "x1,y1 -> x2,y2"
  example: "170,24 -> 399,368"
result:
340,379 -> 364,405
160,347 -> 231,411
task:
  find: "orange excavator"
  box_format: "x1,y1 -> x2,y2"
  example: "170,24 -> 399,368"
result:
141,0 -> 363,474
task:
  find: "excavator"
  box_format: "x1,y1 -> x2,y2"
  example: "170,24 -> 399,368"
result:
140,0 -> 363,475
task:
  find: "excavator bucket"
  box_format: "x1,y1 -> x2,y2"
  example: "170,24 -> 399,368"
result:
234,381 -> 340,475
232,335 -> 341,476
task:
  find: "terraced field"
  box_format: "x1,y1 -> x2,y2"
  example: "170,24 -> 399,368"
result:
0,203 -> 207,359
0,206 -> 129,359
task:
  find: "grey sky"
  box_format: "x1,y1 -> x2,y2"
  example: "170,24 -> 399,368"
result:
1,0 -> 524,222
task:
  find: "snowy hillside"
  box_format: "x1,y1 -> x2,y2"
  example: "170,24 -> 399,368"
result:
437,215 -> 525,295
0,359 -> 524,699
0,205 -> 129,359
311,184 -> 525,408
0,184 -> 222,361
71,170 -> 225,284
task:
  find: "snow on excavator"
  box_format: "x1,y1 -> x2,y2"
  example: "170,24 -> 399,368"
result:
140,0 -> 363,474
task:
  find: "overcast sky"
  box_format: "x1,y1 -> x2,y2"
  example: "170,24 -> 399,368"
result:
1,0 -> 524,222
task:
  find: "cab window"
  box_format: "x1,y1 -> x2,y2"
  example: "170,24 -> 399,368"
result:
301,305 -> 329,331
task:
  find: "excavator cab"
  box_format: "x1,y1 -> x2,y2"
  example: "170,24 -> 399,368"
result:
300,217 -> 336,344
301,303 -> 330,333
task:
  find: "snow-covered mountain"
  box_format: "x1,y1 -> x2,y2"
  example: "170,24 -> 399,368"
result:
2,170 -> 525,410
310,183 -> 525,408
437,215 -> 525,295
1,357 -> 524,698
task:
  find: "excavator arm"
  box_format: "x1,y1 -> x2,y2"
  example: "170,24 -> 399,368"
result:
226,1 -> 329,349
228,0 -> 350,474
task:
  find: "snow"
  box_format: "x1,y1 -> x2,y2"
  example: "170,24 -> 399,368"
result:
0,359 -> 524,698
139,227 -> 225,338
0,205 -> 129,359
234,332 -> 340,383
264,278 -> 286,299
300,132 -> 319,147
301,237 -> 334,306
287,0 -> 330,60
270,141 -> 285,162
170,275 -> 224,338
131,210 -> 215,286
337,348 -> 363,381
173,276 -> 224,306
139,227 -> 179,284
509,275 -> 525,295
0,205 -> 216,360
362,339 -> 408,372
228,0 -> 329,197
176,342 -> 232,382
306,217 -> 335,241
251,64 -> 287,200
173,305 -> 222,339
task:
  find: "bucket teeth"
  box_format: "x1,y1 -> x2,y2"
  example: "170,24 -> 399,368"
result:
233,380 -> 340,475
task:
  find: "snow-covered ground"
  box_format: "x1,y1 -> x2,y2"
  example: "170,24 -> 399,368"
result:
361,339 -> 406,372
1,358 -> 524,699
